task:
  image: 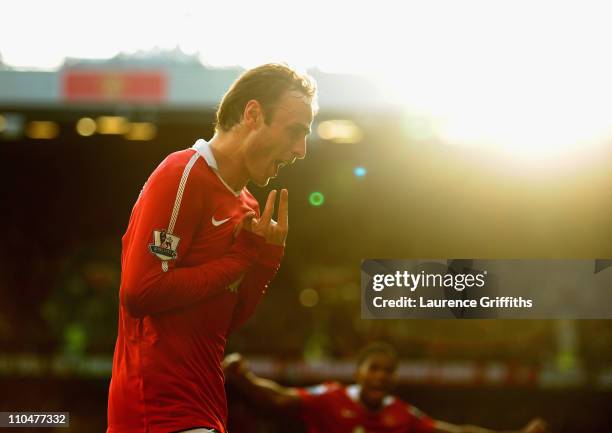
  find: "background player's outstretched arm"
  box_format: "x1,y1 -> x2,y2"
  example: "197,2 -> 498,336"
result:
223,353 -> 302,416
432,418 -> 549,433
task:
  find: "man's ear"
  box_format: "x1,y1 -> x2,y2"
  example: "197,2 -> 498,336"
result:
243,99 -> 263,129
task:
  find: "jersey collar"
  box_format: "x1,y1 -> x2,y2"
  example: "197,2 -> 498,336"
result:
346,384 -> 395,407
192,138 -> 241,197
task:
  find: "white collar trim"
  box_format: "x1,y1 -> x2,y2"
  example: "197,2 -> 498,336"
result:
347,384 -> 361,401
192,138 -> 241,197
346,384 -> 394,407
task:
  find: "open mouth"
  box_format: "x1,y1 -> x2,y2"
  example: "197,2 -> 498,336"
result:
272,160 -> 287,176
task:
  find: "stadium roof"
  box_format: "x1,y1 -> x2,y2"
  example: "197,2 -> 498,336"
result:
0,49 -> 392,111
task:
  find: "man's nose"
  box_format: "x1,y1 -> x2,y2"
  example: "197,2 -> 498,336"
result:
374,369 -> 391,381
292,137 -> 307,160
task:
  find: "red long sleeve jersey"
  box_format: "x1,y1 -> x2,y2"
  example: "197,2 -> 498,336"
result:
298,383 -> 435,433
107,139 -> 284,433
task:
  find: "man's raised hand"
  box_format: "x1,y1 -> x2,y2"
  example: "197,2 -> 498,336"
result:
245,189 -> 289,246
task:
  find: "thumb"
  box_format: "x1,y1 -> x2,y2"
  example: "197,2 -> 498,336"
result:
233,212 -> 257,237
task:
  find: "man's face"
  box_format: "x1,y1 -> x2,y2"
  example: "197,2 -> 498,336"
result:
355,352 -> 398,408
244,90 -> 314,186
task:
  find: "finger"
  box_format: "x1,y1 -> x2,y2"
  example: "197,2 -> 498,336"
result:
233,212 -> 256,236
528,419 -> 547,433
278,188 -> 288,229
225,352 -> 240,362
242,211 -> 256,228
222,353 -> 239,368
260,190 -> 277,225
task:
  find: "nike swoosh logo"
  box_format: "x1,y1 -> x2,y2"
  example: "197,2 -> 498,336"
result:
211,216 -> 231,227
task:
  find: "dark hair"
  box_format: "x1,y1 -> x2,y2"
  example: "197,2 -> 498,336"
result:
356,342 -> 399,368
215,63 -> 317,132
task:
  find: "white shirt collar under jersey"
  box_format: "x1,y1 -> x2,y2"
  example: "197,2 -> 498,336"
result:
346,384 -> 395,407
192,138 -> 241,197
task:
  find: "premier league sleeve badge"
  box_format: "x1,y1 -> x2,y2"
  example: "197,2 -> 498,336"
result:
148,229 -> 180,261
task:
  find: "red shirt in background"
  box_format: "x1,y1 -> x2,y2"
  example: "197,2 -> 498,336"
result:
298,383 -> 435,433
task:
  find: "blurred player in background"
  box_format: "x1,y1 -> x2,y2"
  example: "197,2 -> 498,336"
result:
107,64 -> 317,433
224,342 -> 549,433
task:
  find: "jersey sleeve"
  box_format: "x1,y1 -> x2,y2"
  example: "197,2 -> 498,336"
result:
296,383 -> 337,420
226,195 -> 285,334
119,153 -> 259,318
406,405 -> 436,433
226,238 -> 285,334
